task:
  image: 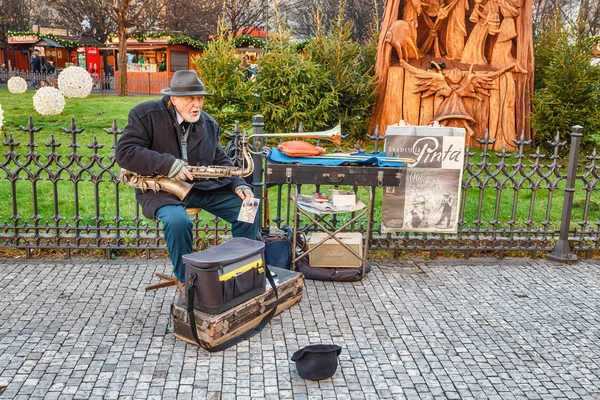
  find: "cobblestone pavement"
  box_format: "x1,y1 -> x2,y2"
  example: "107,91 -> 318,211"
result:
0,257 -> 599,400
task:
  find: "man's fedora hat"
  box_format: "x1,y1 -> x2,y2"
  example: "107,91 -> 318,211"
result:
291,344 -> 342,381
160,70 -> 212,96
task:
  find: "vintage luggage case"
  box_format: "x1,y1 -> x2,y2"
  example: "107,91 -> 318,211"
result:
265,163 -> 404,186
183,237 -> 265,314
173,267 -> 304,349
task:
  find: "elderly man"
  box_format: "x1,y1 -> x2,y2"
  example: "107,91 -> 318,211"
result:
115,70 -> 258,295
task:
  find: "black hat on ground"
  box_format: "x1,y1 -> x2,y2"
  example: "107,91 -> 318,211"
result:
291,344 -> 342,381
160,70 -> 212,96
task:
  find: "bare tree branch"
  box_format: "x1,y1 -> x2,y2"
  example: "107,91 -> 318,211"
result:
161,0 -> 220,40
288,0 -> 383,41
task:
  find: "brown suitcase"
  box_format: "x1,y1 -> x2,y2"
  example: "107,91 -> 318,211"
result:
172,267 -> 304,350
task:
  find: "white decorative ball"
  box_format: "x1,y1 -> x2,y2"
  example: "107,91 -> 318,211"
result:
7,76 -> 28,94
33,87 -> 66,116
57,66 -> 93,98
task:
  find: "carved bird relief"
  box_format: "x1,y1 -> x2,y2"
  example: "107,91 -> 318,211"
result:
399,59 -> 523,135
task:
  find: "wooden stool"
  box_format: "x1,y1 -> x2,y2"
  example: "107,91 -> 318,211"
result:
144,207 -> 202,293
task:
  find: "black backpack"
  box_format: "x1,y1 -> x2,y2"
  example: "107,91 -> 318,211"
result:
43,59 -> 55,74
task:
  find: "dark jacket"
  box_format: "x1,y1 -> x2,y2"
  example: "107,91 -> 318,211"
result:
115,96 -> 246,218
31,55 -> 43,73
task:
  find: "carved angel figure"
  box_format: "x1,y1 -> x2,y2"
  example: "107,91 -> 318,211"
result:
399,59 -> 521,136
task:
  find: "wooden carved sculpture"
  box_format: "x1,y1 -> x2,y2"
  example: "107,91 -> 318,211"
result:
419,0 -> 457,58
371,0 -> 534,150
400,59 -> 523,136
385,20 -> 420,61
461,0 -> 501,65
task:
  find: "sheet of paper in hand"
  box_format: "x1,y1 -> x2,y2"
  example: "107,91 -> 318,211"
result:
382,125 -> 465,233
238,198 -> 260,224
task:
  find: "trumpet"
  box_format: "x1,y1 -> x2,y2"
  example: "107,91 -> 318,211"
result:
248,123 -> 342,145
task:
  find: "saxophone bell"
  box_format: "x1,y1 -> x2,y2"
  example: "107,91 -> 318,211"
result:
118,169 -> 193,201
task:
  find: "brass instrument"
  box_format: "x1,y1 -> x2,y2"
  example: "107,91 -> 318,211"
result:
119,132 -> 254,201
249,123 -> 343,145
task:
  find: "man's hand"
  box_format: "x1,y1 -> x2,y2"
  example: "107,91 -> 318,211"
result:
235,185 -> 254,203
168,159 -> 194,181
175,165 -> 194,181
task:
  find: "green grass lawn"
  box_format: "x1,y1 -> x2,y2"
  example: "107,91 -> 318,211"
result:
1,88 -> 597,234
0,89 -> 160,135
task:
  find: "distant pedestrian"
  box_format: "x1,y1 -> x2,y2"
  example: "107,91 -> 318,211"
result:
239,55 -> 252,81
30,49 -> 42,73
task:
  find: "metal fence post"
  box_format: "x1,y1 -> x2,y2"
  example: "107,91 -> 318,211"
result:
547,125 -> 584,262
251,115 -> 265,230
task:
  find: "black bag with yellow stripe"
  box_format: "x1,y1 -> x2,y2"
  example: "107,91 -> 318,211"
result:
181,238 -> 279,352
183,237 -> 268,314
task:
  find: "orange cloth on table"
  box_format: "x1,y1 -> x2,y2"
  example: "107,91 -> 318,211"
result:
277,141 -> 326,157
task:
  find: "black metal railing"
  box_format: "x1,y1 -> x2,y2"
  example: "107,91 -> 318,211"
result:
1,115 -> 598,261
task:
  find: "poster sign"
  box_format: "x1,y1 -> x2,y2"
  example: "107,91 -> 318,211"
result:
85,47 -> 100,73
382,125 -> 465,233
8,35 -> 38,44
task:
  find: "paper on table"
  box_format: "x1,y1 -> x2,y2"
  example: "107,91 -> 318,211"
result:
294,194 -> 365,214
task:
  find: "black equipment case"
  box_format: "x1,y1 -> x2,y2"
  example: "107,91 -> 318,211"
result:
265,163 -> 404,186
183,237 -> 266,314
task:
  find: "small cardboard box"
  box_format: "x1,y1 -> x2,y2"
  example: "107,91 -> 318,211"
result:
308,232 -> 363,268
330,190 -> 356,208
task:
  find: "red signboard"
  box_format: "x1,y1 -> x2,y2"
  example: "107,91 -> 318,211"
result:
85,47 -> 101,73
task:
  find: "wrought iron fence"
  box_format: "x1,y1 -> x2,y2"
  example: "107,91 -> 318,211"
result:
0,70 -> 170,96
0,115 -> 598,261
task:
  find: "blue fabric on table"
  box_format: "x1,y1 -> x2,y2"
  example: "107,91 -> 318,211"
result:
266,148 -> 405,167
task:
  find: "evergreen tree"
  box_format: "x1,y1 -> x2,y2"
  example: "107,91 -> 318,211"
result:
193,19 -> 257,131
531,20 -> 600,149
303,3 -> 376,140
255,15 -> 338,133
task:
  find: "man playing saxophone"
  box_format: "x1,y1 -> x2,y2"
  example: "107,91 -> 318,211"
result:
115,70 -> 258,297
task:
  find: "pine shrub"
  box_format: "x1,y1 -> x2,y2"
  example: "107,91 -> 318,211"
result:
531,22 -> 600,150
303,6 -> 376,141
254,22 -> 338,133
192,20 -> 257,131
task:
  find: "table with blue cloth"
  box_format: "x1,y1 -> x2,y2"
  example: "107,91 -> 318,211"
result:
265,149 -> 405,187
267,148 -> 406,168
265,149 -> 407,278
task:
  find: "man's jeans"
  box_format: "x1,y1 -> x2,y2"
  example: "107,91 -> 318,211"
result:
156,190 -> 259,283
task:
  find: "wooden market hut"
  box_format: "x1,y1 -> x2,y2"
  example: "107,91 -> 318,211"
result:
101,35 -> 204,94
6,29 -> 102,72
371,0 -> 534,150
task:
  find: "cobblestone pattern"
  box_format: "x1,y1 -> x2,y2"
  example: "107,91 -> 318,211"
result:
0,258 -> 599,399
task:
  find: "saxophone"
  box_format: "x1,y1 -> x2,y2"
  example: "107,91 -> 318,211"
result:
119,134 -> 254,201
